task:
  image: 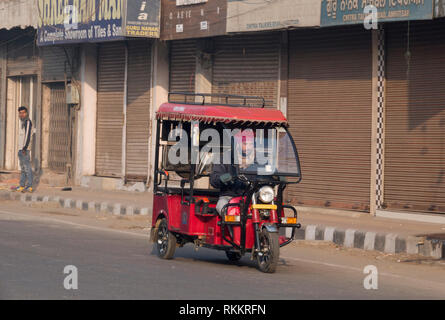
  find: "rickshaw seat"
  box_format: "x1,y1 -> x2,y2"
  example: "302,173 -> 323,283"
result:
194,199 -> 218,216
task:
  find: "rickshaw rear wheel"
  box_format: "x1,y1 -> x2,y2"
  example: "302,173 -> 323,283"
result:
155,218 -> 176,259
256,229 -> 279,273
225,251 -> 242,262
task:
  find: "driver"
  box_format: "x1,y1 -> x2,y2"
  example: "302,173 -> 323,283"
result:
210,130 -> 255,215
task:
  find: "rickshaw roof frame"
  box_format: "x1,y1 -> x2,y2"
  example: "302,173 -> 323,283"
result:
168,92 -> 266,108
158,93 -> 289,127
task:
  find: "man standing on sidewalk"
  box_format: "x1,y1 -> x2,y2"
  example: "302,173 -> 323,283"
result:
16,106 -> 33,193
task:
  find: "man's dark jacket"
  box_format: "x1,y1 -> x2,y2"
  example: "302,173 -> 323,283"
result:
210,163 -> 247,197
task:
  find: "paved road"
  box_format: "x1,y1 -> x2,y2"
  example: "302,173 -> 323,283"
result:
0,205 -> 444,299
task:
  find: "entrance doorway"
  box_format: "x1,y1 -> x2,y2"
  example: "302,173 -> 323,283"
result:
4,75 -> 38,171
47,82 -> 70,173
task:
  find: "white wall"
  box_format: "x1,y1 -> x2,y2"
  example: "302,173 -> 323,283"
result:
0,0 -> 37,29
227,0 -> 321,32
148,40 -> 169,190
4,78 -> 17,170
75,44 -> 97,184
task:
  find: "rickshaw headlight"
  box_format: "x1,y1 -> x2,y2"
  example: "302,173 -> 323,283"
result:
258,186 -> 274,203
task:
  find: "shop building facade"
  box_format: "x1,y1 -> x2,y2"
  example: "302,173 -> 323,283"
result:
0,1 -> 43,180
0,0 -> 86,186
36,0 -> 165,189
1,0 -> 444,220
315,1 -> 445,216
163,0 -> 445,218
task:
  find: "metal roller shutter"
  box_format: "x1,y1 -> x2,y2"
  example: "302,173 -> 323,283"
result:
287,27 -> 372,211
212,33 -> 280,108
169,39 -> 196,93
126,40 -> 152,181
41,47 -> 72,82
96,42 -> 126,177
385,20 -> 445,214
48,82 -> 70,173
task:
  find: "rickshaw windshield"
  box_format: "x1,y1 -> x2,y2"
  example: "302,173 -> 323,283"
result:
232,127 -> 300,178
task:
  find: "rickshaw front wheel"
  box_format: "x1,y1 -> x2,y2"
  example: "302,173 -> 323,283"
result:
155,218 -> 176,259
256,229 -> 279,273
225,251 -> 242,262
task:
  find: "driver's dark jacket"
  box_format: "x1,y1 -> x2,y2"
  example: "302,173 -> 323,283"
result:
210,164 -> 247,197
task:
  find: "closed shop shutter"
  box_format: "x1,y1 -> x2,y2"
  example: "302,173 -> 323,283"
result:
126,40 -> 152,181
169,39 -> 196,93
96,42 -> 126,177
287,27 -> 372,211
385,20 -> 445,214
48,82 -> 70,173
41,47 -> 72,82
212,33 -> 280,108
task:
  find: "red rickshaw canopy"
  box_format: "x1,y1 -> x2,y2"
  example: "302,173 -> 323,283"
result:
156,103 -> 288,126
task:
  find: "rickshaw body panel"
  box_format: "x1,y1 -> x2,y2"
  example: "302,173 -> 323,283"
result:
153,195 -> 203,234
152,194 -> 257,249
152,194 -> 213,237
152,195 -> 188,232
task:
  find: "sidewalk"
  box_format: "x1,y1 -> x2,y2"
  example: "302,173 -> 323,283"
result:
0,182 -> 443,259
294,207 -> 445,260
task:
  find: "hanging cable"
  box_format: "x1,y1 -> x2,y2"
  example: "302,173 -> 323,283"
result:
405,21 -> 411,77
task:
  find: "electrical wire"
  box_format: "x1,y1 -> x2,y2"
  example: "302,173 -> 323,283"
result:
1,37 -> 35,58
0,29 -> 34,50
405,20 -> 411,77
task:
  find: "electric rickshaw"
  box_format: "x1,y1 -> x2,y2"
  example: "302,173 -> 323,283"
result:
150,93 -> 302,273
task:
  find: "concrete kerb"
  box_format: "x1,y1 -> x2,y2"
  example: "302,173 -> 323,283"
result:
0,190 -> 151,221
295,224 -> 442,260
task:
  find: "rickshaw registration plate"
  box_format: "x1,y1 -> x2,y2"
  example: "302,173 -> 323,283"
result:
251,204 -> 277,210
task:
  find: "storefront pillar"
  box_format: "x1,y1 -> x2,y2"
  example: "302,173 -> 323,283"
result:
0,45 -> 6,168
370,26 -> 386,216
148,40 -> 169,190
75,44 -> 97,185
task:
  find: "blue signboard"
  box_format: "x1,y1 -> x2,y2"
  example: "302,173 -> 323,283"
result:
321,0 -> 434,27
37,0 -> 160,46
